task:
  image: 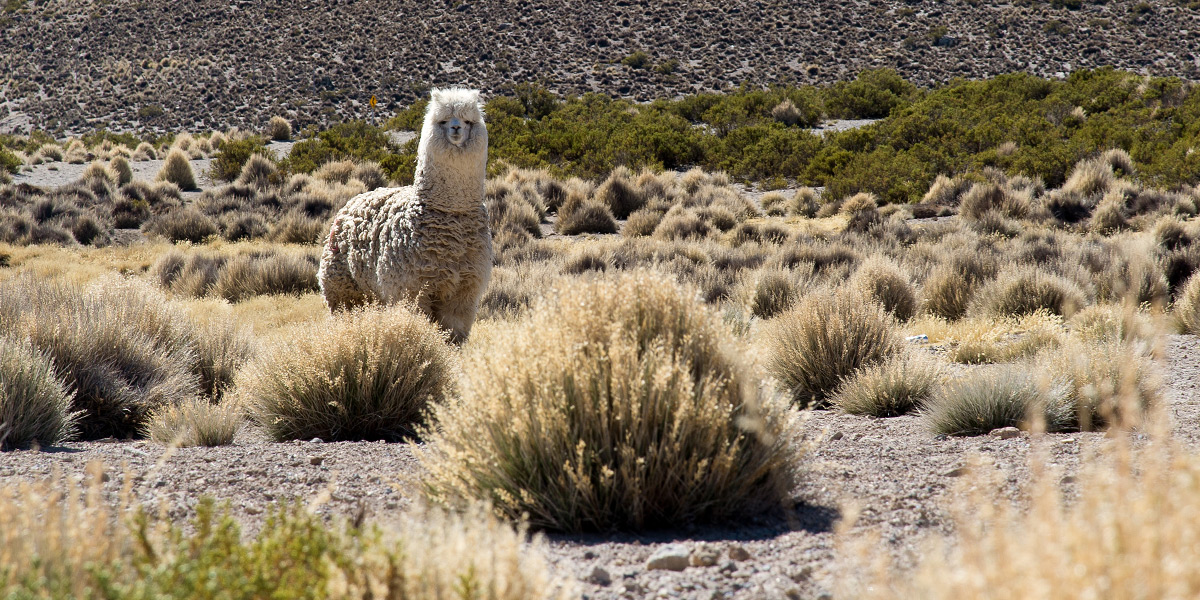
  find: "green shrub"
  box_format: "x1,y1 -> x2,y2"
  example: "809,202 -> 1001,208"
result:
418,272 -> 800,532
822,68 -> 918,119
833,352 -> 941,417
210,136 -> 270,183
241,304 -> 454,442
284,121 -> 398,176
923,368 -> 1072,436
0,336 -> 78,449
766,288 -> 901,407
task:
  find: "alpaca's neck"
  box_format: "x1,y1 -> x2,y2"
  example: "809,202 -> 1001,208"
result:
413,152 -> 486,213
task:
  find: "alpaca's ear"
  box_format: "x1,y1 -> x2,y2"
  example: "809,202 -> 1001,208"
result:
430,88 -> 444,103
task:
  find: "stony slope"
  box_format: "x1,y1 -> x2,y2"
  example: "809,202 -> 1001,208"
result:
2,0 -> 1199,134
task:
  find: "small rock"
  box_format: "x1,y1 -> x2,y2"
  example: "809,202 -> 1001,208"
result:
308,437 -> 324,443
728,544 -> 752,561
990,427 -> 1021,440
944,466 -> 968,477
933,434 -> 949,441
244,505 -> 263,515
309,455 -> 325,466
586,565 -> 612,586
828,431 -> 844,441
689,543 -> 720,567
646,544 -> 690,571
719,561 -> 737,573
583,550 -> 596,559
1061,475 -> 1077,484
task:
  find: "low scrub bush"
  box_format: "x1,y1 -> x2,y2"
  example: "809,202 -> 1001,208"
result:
210,136 -> 270,183
974,265 -> 1087,318
211,251 -> 319,302
241,304 -> 454,442
1041,339 -> 1159,430
144,397 -> 242,447
766,288 -> 901,408
419,272 -> 801,532
850,255 -> 916,321
143,208 -> 219,243
922,368 -> 1072,436
556,194 -> 618,235
156,148 -> 196,190
267,115 -> 292,141
0,276 -> 246,439
0,476 -> 574,599
0,336 -> 78,449
833,352 -> 941,417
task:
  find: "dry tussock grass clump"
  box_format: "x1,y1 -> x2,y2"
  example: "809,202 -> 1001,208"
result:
921,367 -> 1072,436
1040,338 -> 1160,431
973,265 -> 1087,318
143,207 -> 219,243
766,288 -> 901,408
1177,271 -> 1200,333
0,275 -> 250,439
240,304 -> 454,442
593,166 -> 645,219
843,435 -> 1200,600
419,272 -> 801,532
156,148 -> 197,190
109,156 -> 133,186
266,115 -> 292,141
235,153 -> 279,188
833,351 -> 941,417
0,336 -> 79,449
622,207 -> 665,236
144,396 -> 242,447
0,473 -> 574,599
738,267 -> 806,319
920,174 -> 971,207
556,192 -> 618,235
850,255 -> 916,321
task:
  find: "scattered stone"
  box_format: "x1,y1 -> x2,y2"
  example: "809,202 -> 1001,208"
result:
1061,475 -> 1077,484
990,426 -> 1021,439
308,437 -> 324,443
586,565 -> 612,586
583,550 -> 596,559
646,544 -> 690,571
943,466 -> 968,477
689,543 -> 720,567
309,455 -> 325,466
828,431 -> 844,441
728,544 -> 752,561
719,561 -> 737,574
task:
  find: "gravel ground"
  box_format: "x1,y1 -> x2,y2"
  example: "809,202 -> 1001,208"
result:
1,335 -> 1194,599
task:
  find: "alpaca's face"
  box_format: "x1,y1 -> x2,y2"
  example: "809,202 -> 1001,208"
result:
425,89 -> 486,153
438,116 -> 473,148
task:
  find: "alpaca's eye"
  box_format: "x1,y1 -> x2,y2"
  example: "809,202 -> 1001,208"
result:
464,121 -> 474,126
438,120 -> 447,125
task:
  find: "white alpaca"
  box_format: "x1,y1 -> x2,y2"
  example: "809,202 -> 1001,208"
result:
318,88 -> 492,342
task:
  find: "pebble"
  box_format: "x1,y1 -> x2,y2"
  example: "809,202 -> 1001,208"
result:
689,542 -> 720,567
990,426 -> 1021,439
646,544 -> 690,571
309,455 -> 325,466
728,544 -> 752,561
943,466 -> 968,477
828,431 -> 844,441
308,438 -> 324,443
586,565 -> 612,586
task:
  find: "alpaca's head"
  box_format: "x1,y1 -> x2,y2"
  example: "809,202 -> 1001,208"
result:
420,88 -> 487,159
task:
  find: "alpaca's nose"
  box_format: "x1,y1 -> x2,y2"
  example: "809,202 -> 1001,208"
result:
451,125 -> 461,133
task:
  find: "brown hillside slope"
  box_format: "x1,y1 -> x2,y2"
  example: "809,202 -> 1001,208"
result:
1,0 -> 1198,133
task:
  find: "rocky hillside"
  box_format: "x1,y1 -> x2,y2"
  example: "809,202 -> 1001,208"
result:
2,0 -> 1198,134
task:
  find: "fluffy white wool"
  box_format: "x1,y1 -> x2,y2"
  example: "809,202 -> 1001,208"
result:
318,88 -> 492,342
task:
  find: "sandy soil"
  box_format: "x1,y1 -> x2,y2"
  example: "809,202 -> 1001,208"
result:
0,334 -> 1193,599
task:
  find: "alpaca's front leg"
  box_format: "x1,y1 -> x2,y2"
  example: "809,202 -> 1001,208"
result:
433,281 -> 485,344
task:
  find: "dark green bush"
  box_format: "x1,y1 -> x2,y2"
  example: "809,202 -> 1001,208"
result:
210,136 -> 270,183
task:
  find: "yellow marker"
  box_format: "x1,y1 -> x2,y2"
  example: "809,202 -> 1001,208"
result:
369,95 -> 377,108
